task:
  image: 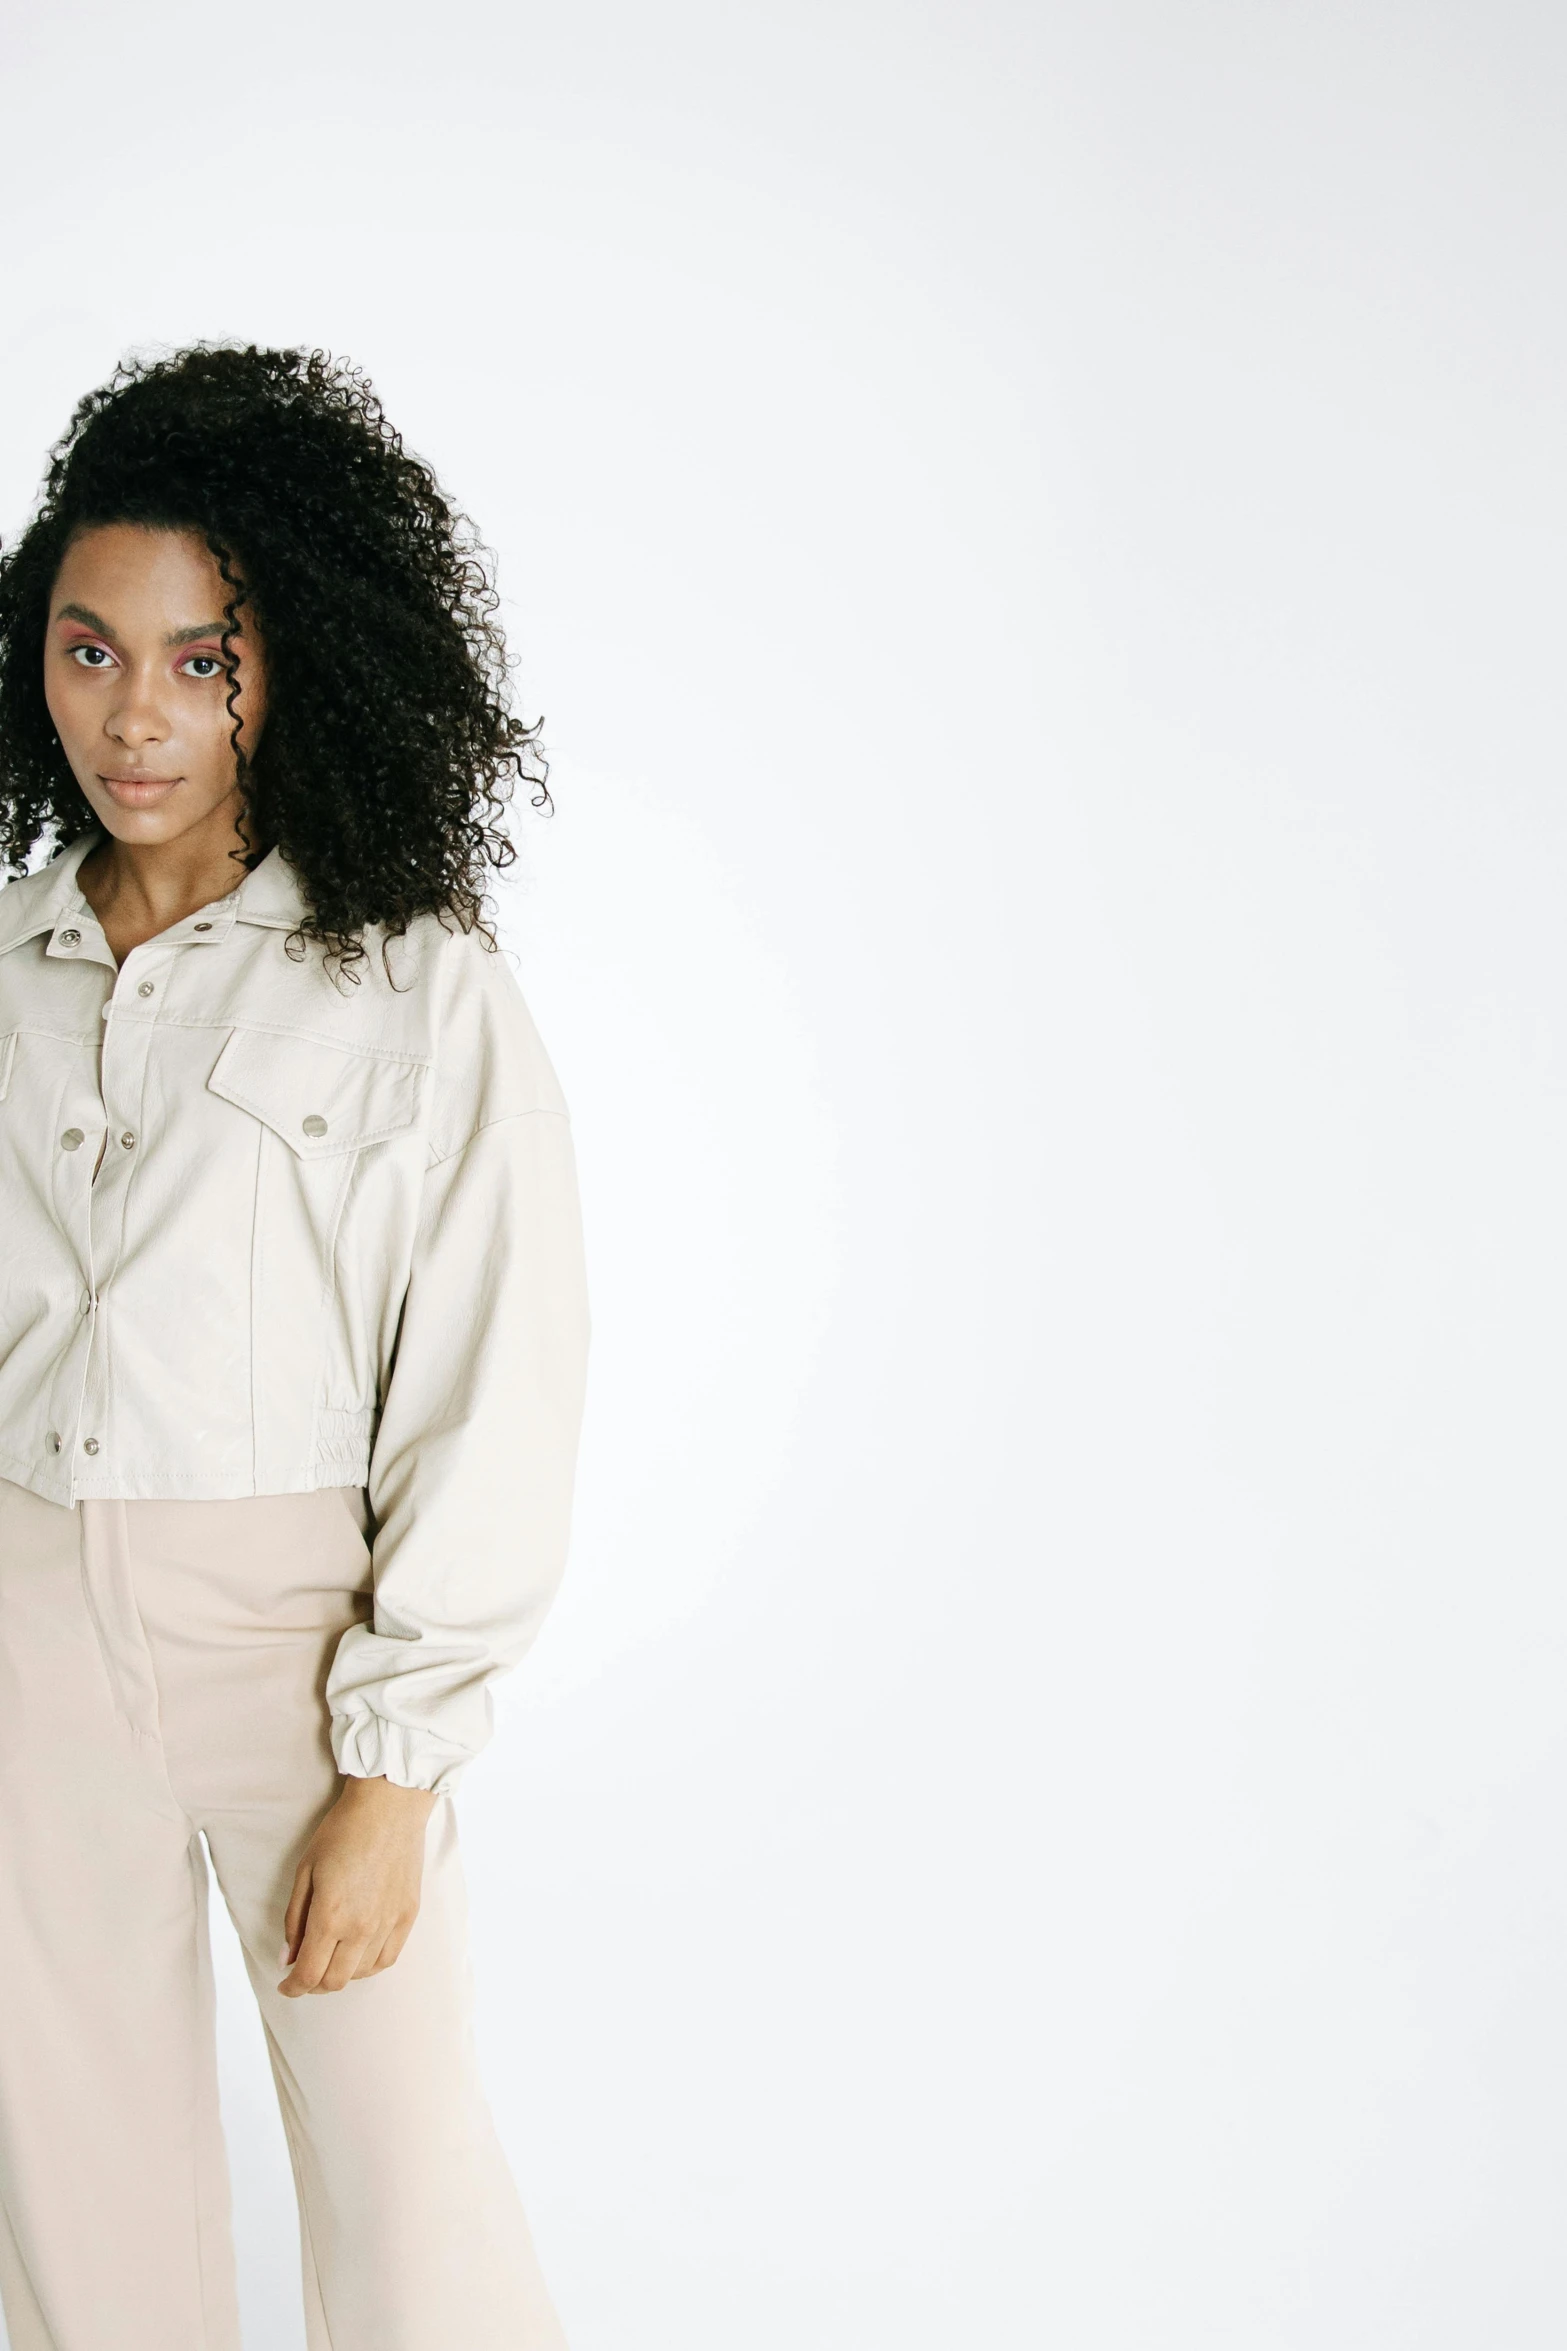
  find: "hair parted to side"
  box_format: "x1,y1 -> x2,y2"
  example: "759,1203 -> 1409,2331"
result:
0,343 -> 548,969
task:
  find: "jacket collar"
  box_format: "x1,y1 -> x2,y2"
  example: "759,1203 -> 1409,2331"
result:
0,829 -> 308,957
0,833 -> 99,957
232,841 -> 310,931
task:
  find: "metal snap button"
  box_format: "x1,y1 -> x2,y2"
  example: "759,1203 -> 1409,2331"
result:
57,928 -> 80,948
193,921 -> 213,932
82,1437 -> 99,1456
81,1294 -> 94,1315
302,1114 -> 328,1139
46,1431 -> 61,1454
120,1131 -> 137,1151
60,1128 -> 84,1151
137,980 -> 154,998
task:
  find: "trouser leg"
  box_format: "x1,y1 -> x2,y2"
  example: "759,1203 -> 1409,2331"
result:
208,1801 -> 568,2351
130,1487 -> 570,2351
0,1480 -> 241,2351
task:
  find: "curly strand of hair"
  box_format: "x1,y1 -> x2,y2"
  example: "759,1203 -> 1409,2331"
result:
205,535 -> 256,878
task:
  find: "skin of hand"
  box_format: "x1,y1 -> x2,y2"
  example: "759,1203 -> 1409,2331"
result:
279,1775 -> 441,1997
43,522 -> 268,963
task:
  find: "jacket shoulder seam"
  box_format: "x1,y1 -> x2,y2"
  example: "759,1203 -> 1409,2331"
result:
425,1106 -> 570,1172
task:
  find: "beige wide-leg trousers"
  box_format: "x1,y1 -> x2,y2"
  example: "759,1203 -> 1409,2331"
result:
0,1475 -> 569,2351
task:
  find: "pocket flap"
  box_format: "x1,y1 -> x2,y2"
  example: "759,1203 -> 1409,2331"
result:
207,1029 -> 427,1158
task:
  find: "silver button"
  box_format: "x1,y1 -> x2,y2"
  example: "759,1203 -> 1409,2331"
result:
60,1128 -> 84,1151
46,1431 -> 61,1454
81,1294 -> 94,1315
82,1437 -> 99,1457
194,921 -> 213,933
120,1131 -> 137,1151
58,928 -> 80,948
302,1114 -> 328,1139
137,981 -> 154,998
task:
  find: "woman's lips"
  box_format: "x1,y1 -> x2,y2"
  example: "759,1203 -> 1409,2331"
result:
98,773 -> 183,806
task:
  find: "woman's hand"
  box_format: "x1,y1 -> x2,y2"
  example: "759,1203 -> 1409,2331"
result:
278,1775 -> 439,1997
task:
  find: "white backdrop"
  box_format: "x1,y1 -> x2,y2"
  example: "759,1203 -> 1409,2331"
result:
2,2 -> 1565,2344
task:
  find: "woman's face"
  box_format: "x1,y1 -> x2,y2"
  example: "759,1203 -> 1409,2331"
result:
44,523 -> 267,850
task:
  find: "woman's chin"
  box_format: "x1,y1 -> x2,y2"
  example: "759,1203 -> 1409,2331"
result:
80,780 -> 233,845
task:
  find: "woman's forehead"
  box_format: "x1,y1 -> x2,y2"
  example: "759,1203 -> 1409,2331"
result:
50,525 -> 243,636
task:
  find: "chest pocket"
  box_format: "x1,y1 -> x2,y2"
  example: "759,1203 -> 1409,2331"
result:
206,1028 -> 428,1158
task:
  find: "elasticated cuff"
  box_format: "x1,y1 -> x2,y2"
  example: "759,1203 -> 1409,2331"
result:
328,1708 -> 474,1798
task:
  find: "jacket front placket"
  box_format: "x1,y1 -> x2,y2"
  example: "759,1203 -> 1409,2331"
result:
36,908 -> 117,1491
73,945 -> 160,1487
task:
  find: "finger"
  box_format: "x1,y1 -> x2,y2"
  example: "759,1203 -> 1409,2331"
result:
280,1911 -> 342,1997
370,1916 -> 416,1975
282,1864 -> 313,1966
352,1930 -> 394,1979
312,1934 -> 374,1994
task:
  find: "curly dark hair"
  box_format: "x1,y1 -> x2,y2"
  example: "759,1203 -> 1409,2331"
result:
0,343 -> 547,965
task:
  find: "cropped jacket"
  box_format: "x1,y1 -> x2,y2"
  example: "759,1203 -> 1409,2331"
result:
0,831 -> 590,1795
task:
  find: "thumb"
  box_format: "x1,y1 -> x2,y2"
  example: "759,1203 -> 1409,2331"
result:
282,1861 -> 313,1968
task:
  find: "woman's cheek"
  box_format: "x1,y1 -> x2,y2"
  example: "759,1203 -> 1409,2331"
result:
43,677 -> 89,771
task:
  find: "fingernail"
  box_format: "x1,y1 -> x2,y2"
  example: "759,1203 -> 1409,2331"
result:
278,1944 -> 291,1971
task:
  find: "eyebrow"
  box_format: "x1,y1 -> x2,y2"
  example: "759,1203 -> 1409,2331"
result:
53,602 -> 239,647
165,621 -> 234,647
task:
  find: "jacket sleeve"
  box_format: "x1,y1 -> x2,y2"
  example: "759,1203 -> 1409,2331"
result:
324,1101 -> 590,1795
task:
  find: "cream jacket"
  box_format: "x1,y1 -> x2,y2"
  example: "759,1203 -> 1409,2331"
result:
0,831 -> 589,1795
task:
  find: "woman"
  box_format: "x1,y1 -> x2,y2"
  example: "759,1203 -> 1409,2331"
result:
0,345 -> 590,2350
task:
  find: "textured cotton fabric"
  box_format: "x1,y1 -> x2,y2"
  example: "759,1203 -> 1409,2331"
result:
0,1474 -> 570,2351
0,831 -> 590,1792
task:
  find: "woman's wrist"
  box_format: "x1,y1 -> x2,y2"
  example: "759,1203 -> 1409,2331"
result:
337,1772 -> 440,1819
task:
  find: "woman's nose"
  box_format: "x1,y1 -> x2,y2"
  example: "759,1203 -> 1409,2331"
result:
105,682 -> 169,749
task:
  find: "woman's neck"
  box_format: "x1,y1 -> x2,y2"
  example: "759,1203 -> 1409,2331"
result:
77,820 -> 258,964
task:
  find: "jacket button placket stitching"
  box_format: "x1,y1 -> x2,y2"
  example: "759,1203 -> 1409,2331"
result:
80,955 -> 149,1495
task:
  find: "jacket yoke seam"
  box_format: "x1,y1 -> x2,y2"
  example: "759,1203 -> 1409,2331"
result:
124,1014 -> 435,1065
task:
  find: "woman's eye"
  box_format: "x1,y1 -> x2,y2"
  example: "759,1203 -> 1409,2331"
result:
69,644 -> 113,668
181,654 -> 224,679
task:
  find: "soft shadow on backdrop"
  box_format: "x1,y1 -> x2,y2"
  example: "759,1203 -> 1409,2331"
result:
1,3 -> 1564,2345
